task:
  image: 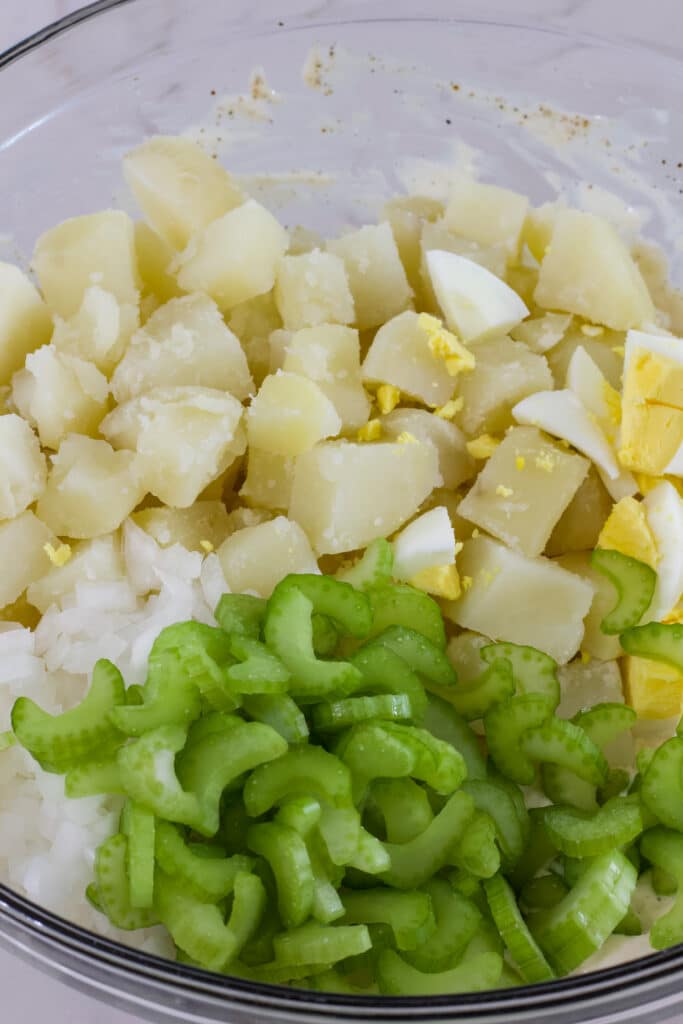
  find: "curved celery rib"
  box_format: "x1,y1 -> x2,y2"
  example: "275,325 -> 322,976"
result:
422,695 -> 487,781
368,778 -> 434,845
380,790 -> 475,889
225,635 -> 290,695
272,922 -> 371,967
368,584 -> 447,649
336,538 -> 394,591
242,694 -> 309,744
349,643 -> 428,721
214,593 -> 266,639
340,888 -> 435,951
484,874 -> 554,984
620,621 -> 683,671
121,800 -> 156,909
522,718 -> 609,786
484,694 -> 554,785
640,828 -> 683,949
247,821 -> 315,928
591,547 -> 657,634
11,659 -> 126,772
312,693 -> 414,732
451,811 -> 501,879
155,870 -> 243,972
377,949 -> 503,995
155,821 -> 253,901
276,575 -> 372,637
243,746 -> 353,817
404,879 -> 481,973
446,659 -> 514,721
481,641 -> 560,708
462,779 -> 526,869
65,755 -> 124,798
94,833 -> 158,931
640,737 -> 683,831
372,625 -> 456,687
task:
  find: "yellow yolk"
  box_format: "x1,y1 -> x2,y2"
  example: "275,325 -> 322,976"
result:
434,396 -> 464,420
466,434 -> 501,460
619,349 -> 683,474
43,542 -> 72,567
597,496 -> 658,568
410,563 -> 461,600
625,656 -> 683,719
418,312 -> 476,379
357,418 -> 382,442
636,473 -> 683,498
376,383 -> 401,415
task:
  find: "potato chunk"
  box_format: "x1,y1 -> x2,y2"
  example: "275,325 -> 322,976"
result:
112,293 -> 253,402
555,552 -> 621,662
0,415 -> 47,520
27,534 -> 123,613
37,436 -> 145,539
546,328 -> 624,390
382,195 -> 444,293
33,210 -> 140,319
456,337 -> 553,436
362,311 -> 460,408
51,285 -> 134,375
534,210 -> 655,330
274,250 -> 355,330
444,535 -> 593,664
101,386 -> 245,508
557,659 -> 625,720
228,293 -> 283,387
381,408 -> 475,490
218,515 -> 318,597
458,427 -> 589,557
289,440 -> 441,555
247,372 -> 341,456
123,135 -> 244,250
175,199 -> 288,311
134,222 -> 184,304
327,222 -> 412,330
12,346 -> 109,449
283,324 -> 370,431
240,449 -> 295,511
444,181 -> 529,262
0,263 -> 53,385
132,502 -> 231,553
545,467 -> 613,556
0,511 -> 55,609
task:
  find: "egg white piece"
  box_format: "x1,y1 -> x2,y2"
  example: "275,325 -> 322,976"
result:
624,329 -> 683,370
426,249 -> 529,344
644,480 -> 683,620
567,346 -> 617,438
512,389 -> 636,500
392,505 -> 457,581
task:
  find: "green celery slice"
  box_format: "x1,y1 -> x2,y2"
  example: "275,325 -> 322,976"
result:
121,800 -> 156,909
542,797 -> 644,858
481,642 -> 560,708
404,879 -> 482,973
377,949 -> 502,995
312,693 -> 413,732
272,922 -> 371,966
620,621 -> 683,671
215,594 -> 267,638
640,828 -> 683,948
242,694 -> 309,744
590,547 -> 657,634
367,584 -> 446,649
380,790 -> 475,889
94,833 -> 158,930
372,625 -> 456,687
445,659 -> 514,721
368,778 -> 434,845
484,874 -> 555,984
522,719 -> 609,786
336,538 -> 394,591
340,888 -> 436,951
155,821 -> 253,901
244,746 -> 353,816
422,694 -> 487,780
247,821 -> 315,928
349,643 -> 428,721
640,737 -> 683,830
484,694 -> 554,785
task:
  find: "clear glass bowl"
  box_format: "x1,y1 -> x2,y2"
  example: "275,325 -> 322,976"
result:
2,2 -> 683,1021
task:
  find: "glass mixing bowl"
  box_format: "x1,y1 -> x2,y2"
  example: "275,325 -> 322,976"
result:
2,1 -> 683,1021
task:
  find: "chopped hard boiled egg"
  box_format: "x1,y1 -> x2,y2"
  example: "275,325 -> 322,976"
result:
597,496 -> 658,568
566,345 -> 622,445
644,481 -> 683,620
619,329 -> 683,475
392,506 -> 457,581
410,563 -> 461,600
625,656 -> 683,720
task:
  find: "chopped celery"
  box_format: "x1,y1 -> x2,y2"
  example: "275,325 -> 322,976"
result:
640,828 -> 683,948
462,780 -> 526,868
367,778 -> 434,844
640,737 -> 683,831
311,614 -> 339,656
481,642 -> 560,708
340,888 -> 436,950
155,821 -> 253,901
65,756 -> 124,798
404,879 -> 482,972
367,584 -> 446,649
272,922 -> 372,966
484,694 -> 554,785
446,659 -> 515,721
312,693 -> 413,732
349,643 -> 428,721
620,621 -> 683,672
121,801 -> 156,909
247,821 -> 315,928
451,811 -> 501,878
372,625 -> 457,687
244,747 -> 353,816
277,575 -> 372,637
590,548 -> 657,634
520,874 -> 569,912
380,790 -> 475,889
215,593 -> 266,638
484,874 -> 555,983
275,797 -> 322,837
241,694 -> 309,744
94,833 -> 158,931
377,949 -> 503,995
542,797 -> 644,858
225,635 -> 290,694
336,538 -> 394,591
522,719 -> 609,786
422,694 -> 487,780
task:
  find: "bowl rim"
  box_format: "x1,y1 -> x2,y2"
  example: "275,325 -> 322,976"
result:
1,0 -> 683,1015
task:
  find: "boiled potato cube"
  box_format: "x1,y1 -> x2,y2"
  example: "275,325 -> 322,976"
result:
327,222 -> 413,330
228,292 -> 283,386
284,324 -> 370,431
112,293 -> 253,403
505,266 -> 540,311
381,408 -> 475,490
27,534 -> 123,613
33,210 -> 141,319
51,285 -> 134,375
554,551 -> 622,662
457,337 -> 553,436
0,415 -> 47,520
134,221 -> 184,304
443,535 -> 593,664
274,250 -> 355,330
521,201 -> 563,263
362,311 -> 459,408
268,329 -> 293,373
545,467 -> 613,556
534,210 -> 655,330
458,427 -> 589,557
132,501 -> 231,553
511,312 -> 573,353
123,135 -> 244,250
101,386 -> 245,508
557,659 -> 624,719
444,181 -> 529,262
226,506 -> 273,533
447,631 -> 489,684
419,220 -> 507,313
633,240 -> 683,335
37,436 -> 146,539
12,346 -> 109,449
175,199 -> 289,312
546,327 -> 624,390
247,372 -> 341,456
289,439 -> 441,555
218,515 -> 318,597
0,511 -> 55,609
0,263 -> 53,385
382,195 -> 444,293
239,449 -> 296,511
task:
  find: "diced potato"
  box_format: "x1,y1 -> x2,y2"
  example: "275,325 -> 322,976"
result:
51,286 -> 135,375
0,263 -> 53,385
226,506 -> 273,533
27,534 -> 123,613
228,292 -> 283,386
381,408 -> 475,489
132,502 -> 231,553
289,439 -> 441,555
268,329 -> 293,373
37,436 -> 146,539
443,535 -> 593,664
511,312 -> 573,353
12,346 -> 109,449
447,631 -> 489,683
419,220 -> 507,313
633,240 -> 683,335
505,266 -> 540,311
240,449 -> 295,511
554,551 -> 622,662
546,327 -> 624,390
444,181 -> 529,262
382,195 -> 444,293
456,337 -> 553,436
101,386 -> 245,508
288,226 -> 324,255
33,210 -> 141,319
557,659 -> 624,719
112,293 -> 253,403
134,221 -> 184,304
458,427 -> 589,557
0,415 -> 47,520
0,511 -> 56,609
283,324 -> 370,431
534,210 -> 655,330
274,250 -> 355,330
521,201 -> 563,263
362,311 -> 459,408
175,199 -> 289,312
327,222 -> 413,330
218,515 -> 318,597
545,467 -> 613,556
625,656 -> 683,720
247,372 -> 341,456
123,135 -> 244,250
